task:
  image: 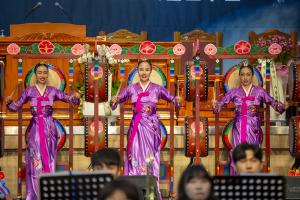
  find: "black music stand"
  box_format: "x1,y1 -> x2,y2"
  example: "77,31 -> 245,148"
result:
39,171 -> 113,200
213,175 -> 285,200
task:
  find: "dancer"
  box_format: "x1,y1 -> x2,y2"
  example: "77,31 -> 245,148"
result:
110,59 -> 180,181
6,63 -> 79,199
213,64 -> 285,174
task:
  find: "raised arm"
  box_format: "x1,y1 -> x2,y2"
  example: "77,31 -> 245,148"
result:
110,86 -> 131,110
262,89 -> 285,114
213,89 -> 235,113
54,88 -> 80,105
6,88 -> 30,112
159,86 -> 180,107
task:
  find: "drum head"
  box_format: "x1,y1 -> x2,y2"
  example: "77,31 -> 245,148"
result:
25,118 -> 66,151
224,65 -> 263,92
84,117 -> 108,156
25,64 -> 66,91
160,120 -> 167,149
127,65 -> 167,87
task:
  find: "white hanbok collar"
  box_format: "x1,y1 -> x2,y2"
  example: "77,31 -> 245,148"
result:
139,81 -> 151,92
35,84 -> 47,96
242,84 -> 253,97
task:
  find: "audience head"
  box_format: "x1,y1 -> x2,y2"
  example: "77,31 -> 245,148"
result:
178,165 -> 216,200
100,179 -> 140,200
89,148 -> 121,178
233,143 -> 263,174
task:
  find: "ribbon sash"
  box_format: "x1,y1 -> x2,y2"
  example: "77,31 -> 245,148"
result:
241,96 -> 255,143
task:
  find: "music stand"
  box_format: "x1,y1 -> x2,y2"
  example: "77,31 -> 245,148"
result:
39,171 -> 113,200
213,175 -> 285,200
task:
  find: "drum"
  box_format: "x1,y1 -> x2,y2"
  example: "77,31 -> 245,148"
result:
289,116 -> 300,157
25,118 -> 66,151
288,62 -> 300,102
222,119 -> 234,150
25,64 -> 66,91
222,118 -> 263,150
223,65 -> 263,92
160,120 -> 167,149
0,117 -> 4,157
84,63 -> 108,102
127,65 -> 167,87
84,117 -> 108,156
184,63 -> 208,101
184,117 -> 209,157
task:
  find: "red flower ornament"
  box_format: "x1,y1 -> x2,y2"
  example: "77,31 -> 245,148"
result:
234,40 -> 251,54
7,43 -> 20,55
38,40 -> 55,54
268,43 -> 282,55
173,44 -> 186,55
139,41 -> 156,54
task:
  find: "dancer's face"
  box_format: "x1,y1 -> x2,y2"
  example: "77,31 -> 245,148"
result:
235,149 -> 263,174
239,67 -> 253,87
185,177 -> 211,200
35,65 -> 48,85
138,62 -> 152,83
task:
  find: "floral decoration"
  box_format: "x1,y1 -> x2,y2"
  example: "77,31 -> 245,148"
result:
109,44 -> 122,56
38,40 -> 55,54
139,41 -> 156,54
234,40 -> 251,54
268,43 -> 282,55
173,44 -> 186,55
71,44 -> 84,55
204,43 -> 217,55
7,43 -> 20,55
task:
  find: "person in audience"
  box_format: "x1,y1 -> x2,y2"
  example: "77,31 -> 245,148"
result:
100,179 -> 140,200
89,148 -> 121,178
177,165 -> 217,200
232,143 -> 263,174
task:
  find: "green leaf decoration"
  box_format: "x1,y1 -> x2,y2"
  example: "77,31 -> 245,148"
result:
20,46 -> 27,54
65,46 -> 72,54
112,81 -> 121,97
167,48 -> 174,55
250,45 -> 260,54
54,43 -> 64,53
262,46 -> 269,54
129,45 -> 139,54
154,45 -> 165,54
217,47 -> 223,54
29,43 -> 39,54
121,48 -> 128,55
224,45 -> 235,54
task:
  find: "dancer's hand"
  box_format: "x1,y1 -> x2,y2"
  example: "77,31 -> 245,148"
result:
284,101 -> 294,109
175,96 -> 182,106
5,95 -> 13,104
211,100 -> 217,109
110,96 -> 118,106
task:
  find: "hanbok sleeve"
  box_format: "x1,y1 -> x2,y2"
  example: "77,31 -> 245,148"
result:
111,86 -> 131,110
54,88 -> 80,105
7,88 -> 30,112
213,89 -> 235,113
159,86 -> 179,107
262,89 -> 285,114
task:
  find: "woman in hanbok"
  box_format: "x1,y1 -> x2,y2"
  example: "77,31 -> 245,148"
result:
110,60 -> 180,185
212,65 -> 285,174
6,63 -> 79,199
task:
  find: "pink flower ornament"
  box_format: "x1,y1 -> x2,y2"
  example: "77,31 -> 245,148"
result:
173,44 -> 186,55
204,43 -> 217,55
109,44 -> 122,55
7,43 -> 20,55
